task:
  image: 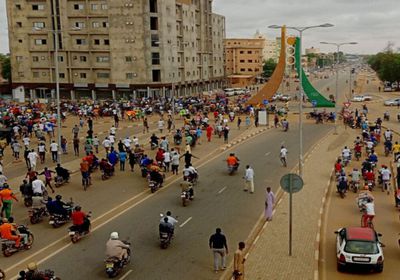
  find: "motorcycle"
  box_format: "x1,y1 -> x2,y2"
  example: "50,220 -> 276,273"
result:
384,146 -> 391,157
104,241 -> 131,278
1,225 -> 34,257
68,216 -> 91,243
101,169 -> 114,180
366,180 -> 375,191
350,181 -> 360,193
24,195 -> 33,207
159,231 -> 172,249
383,114 -> 390,121
342,155 -> 351,166
49,202 -> 74,228
228,164 -> 239,175
55,175 -> 69,188
181,186 -> 194,207
29,207 -> 48,224
148,179 -> 161,193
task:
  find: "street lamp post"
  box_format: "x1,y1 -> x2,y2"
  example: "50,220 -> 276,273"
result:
269,23 -> 334,177
320,41 -> 358,135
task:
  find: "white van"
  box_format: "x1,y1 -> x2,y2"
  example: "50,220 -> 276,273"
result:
224,88 -> 236,96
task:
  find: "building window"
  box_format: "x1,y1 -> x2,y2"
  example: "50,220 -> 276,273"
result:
240,68 -> 245,72
126,73 -> 134,79
16,4 -> 21,10
96,56 -> 109,63
58,56 -> 64,62
248,68 -> 253,72
80,56 -> 87,62
150,17 -> 158,30
75,22 -> 85,28
32,56 -> 39,62
33,22 -> 45,28
17,22 -> 22,27
32,4 -> 45,10
59,73 -> 65,78
76,39 -> 86,45
94,39 -> 100,45
125,56 -> 132,62
35,39 -> 47,45
92,22 -> 100,28
248,59 -> 253,63
101,4 -> 108,10
41,56 -> 46,60
16,56 -> 23,62
150,0 -> 158,13
97,72 -> 110,78
151,34 -> 159,47
33,72 -> 39,78
74,4 -> 84,10
17,72 -> 24,77
80,73 -> 87,78
151,53 -> 160,65
91,4 -> 98,10
102,21 -> 109,28
152,70 -> 161,82
239,60 -> 245,63
104,39 -> 110,45
239,51 -> 244,54
42,72 -> 47,76
18,39 -> 23,43
247,51 -> 252,54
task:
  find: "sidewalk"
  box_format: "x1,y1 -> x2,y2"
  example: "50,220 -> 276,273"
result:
241,126 -> 355,280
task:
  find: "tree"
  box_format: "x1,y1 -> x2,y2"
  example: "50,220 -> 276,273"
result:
0,54 -> 11,82
262,58 -> 277,78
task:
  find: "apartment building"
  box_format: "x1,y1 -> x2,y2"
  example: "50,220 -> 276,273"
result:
6,0 -> 225,100
253,30 -> 279,63
224,38 -> 263,87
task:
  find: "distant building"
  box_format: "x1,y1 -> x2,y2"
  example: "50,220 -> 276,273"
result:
6,0 -> 226,100
224,38 -> 263,87
253,30 -> 279,63
305,47 -> 320,55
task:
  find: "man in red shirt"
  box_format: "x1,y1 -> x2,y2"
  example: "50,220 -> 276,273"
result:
71,206 -> 90,233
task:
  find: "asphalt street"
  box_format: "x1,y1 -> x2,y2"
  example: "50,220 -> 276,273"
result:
27,123 -> 332,280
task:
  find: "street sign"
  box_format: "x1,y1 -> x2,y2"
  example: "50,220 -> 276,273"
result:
263,99 -> 269,105
280,173 -> 304,257
343,102 -> 351,108
311,100 -> 317,107
280,173 -> 304,193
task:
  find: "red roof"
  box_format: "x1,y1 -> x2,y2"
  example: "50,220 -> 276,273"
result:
346,227 -> 375,241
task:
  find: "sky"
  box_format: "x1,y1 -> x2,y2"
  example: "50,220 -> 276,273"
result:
0,0 -> 399,54
213,0 -> 400,54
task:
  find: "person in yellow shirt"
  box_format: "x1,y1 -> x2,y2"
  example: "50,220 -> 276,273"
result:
393,141 -> 400,160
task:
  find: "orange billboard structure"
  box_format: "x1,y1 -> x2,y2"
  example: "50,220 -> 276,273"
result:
247,26 -> 287,105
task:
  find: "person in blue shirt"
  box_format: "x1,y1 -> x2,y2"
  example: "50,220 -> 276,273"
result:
368,152 -> 378,164
119,151 -> 127,171
107,149 -> 119,166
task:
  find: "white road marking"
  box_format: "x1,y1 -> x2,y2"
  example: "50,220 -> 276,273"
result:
179,217 -> 192,228
265,152 -> 271,156
119,270 -> 133,280
218,186 -> 227,194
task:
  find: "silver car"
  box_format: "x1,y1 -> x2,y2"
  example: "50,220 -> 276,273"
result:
383,98 -> 400,106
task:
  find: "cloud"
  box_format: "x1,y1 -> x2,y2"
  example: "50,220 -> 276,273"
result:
213,0 -> 400,54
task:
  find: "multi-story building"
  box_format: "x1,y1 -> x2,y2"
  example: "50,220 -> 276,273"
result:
253,30 -> 278,63
6,0 -> 225,100
224,38 -> 263,87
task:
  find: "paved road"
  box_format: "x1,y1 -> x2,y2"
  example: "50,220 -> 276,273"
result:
27,124 -> 331,279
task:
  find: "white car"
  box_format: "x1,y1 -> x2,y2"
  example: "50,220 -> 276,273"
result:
279,95 -> 292,101
335,227 -> 384,273
272,93 -> 282,101
352,95 -> 372,102
383,98 -> 400,106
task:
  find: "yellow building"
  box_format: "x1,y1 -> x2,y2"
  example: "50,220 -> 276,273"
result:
6,0 -> 225,100
224,38 -> 263,87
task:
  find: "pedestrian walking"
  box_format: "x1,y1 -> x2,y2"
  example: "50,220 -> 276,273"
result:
27,150 -> 39,171
196,127 -> 202,145
119,150 -> 127,171
73,137 -> 80,156
61,136 -> 67,154
12,141 -> 21,160
206,125 -> 214,142
143,118 -> 149,133
50,140 -> 58,163
265,187 -> 276,221
243,165 -> 254,193
0,183 -> 18,219
72,125 -> 80,138
209,228 -> 228,273
38,167 -> 55,193
158,118 -> 165,134
38,142 -> 46,163
280,145 -> 288,167
245,116 -> 251,129
171,149 -> 180,175
237,117 -> 242,130
223,125 -> 230,143
93,136 -> 99,153
128,150 -> 135,172
233,242 -> 246,280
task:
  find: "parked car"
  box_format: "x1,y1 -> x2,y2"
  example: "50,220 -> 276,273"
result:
272,93 -> 282,101
383,86 -> 394,92
335,227 -> 384,273
383,98 -> 400,106
223,88 -> 236,97
234,88 -> 246,95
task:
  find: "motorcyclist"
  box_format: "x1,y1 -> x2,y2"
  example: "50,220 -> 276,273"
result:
99,158 -> 114,177
0,217 -> 21,248
281,118 -> 289,130
354,136 -> 362,145
180,180 -> 194,199
182,164 -> 198,182
149,168 -> 164,187
159,217 -> 174,239
383,111 -> 390,121
226,153 -> 240,169
150,134 -> 159,147
159,211 -> 178,235
337,175 -> 347,195
342,146 -> 351,162
334,159 -> 343,174
354,142 -> 362,157
155,148 -> 165,163
384,138 -> 392,154
20,262 -> 48,280
350,168 -> 361,185
55,163 -> 70,182
52,195 -> 69,218
71,206 -> 90,233
105,232 -> 130,263
368,152 -> 378,165
140,154 -> 153,167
